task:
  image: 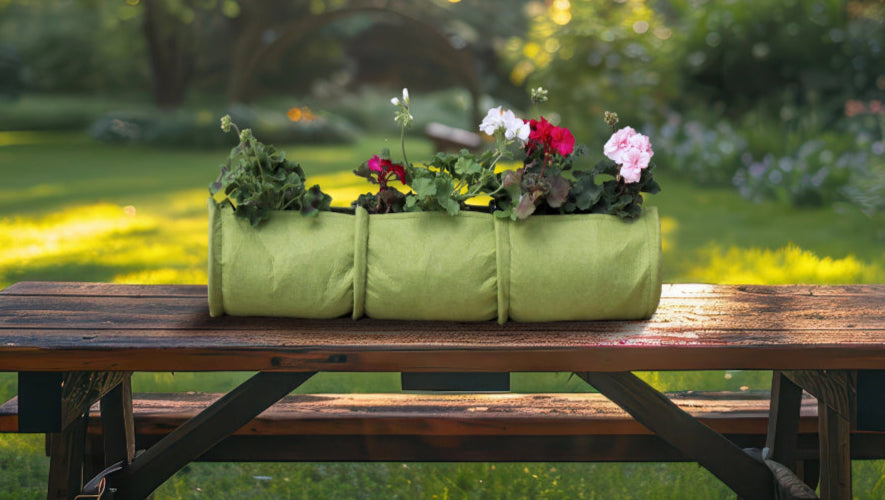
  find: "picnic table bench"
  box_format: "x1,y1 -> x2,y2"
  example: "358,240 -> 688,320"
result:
0,281 -> 884,499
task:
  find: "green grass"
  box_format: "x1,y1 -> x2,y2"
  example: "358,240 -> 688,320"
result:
1,132 -> 884,498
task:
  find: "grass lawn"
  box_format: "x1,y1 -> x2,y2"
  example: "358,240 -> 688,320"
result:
1,132 -> 884,498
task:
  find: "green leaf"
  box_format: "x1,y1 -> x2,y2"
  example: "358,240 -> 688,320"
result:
411,177 -> 436,198
454,156 -> 483,176
434,176 -> 455,198
444,198 -> 461,216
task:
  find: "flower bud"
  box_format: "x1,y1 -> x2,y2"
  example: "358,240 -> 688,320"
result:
402,88 -> 410,105
604,111 -> 619,128
220,115 -> 232,133
530,87 -> 549,103
239,128 -> 253,142
391,97 -> 400,106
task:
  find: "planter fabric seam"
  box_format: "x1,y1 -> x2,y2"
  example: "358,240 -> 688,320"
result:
207,199 -> 224,317
646,207 -> 663,318
494,217 -> 511,324
352,207 -> 369,319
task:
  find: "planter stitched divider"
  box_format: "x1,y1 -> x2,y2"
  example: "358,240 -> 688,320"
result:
208,199 -> 663,323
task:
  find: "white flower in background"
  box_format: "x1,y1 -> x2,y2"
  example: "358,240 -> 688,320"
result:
391,89 -> 409,107
392,88 -> 413,126
479,106 -> 530,146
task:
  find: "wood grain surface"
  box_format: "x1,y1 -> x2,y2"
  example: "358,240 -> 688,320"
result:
0,391 -> 820,436
0,282 -> 883,372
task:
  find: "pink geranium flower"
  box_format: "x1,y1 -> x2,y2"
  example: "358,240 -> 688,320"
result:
604,127 -> 654,184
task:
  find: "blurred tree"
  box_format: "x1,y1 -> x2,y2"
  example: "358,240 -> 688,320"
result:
504,0 -> 679,143
224,0 -> 509,125
0,44 -> 22,100
668,0 -> 885,123
142,0 -> 195,108
0,0 -> 148,94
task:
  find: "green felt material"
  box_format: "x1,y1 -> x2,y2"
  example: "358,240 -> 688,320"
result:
352,207 -> 369,320
364,211 -> 498,321
208,201 -> 661,322
207,199 -> 224,316
506,207 -> 661,322
209,200 -> 354,318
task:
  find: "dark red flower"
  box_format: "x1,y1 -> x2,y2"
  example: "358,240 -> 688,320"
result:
366,155 -> 406,189
549,126 -> 575,156
526,117 -> 575,157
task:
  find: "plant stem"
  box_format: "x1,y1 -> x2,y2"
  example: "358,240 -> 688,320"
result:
400,126 -> 409,167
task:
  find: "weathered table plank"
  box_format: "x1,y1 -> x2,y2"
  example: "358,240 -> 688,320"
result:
0,282 -> 883,372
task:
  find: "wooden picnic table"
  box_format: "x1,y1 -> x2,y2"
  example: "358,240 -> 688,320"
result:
0,281 -> 883,499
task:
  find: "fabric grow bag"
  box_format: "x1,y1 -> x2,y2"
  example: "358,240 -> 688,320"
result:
208,199 -> 662,322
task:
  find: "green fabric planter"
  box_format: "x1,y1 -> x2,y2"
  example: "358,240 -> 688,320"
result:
208,199 -> 354,318
364,211 -> 497,321
208,199 -> 662,322
503,207 -> 662,322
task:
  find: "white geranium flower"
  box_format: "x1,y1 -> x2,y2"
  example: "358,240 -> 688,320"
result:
402,88 -> 409,106
391,97 -> 400,106
502,111 -> 530,145
479,106 -> 505,135
480,106 -> 530,145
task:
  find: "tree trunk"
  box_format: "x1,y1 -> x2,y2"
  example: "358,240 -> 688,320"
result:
142,0 -> 194,109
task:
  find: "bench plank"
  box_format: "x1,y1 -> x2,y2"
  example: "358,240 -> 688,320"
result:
2,392 -> 819,436
6,391 -> 883,463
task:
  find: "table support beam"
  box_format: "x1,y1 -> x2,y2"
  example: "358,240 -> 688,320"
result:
576,372 -> 776,499
783,370 -> 856,500
107,371 -> 316,499
46,415 -> 87,500
767,371 -> 804,474
101,376 -> 135,467
818,400 -> 852,500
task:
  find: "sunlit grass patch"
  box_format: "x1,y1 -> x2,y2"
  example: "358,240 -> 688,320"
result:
0,131 -> 89,147
660,215 -> 676,254
0,201 -> 208,288
113,268 -> 207,285
687,244 -> 885,284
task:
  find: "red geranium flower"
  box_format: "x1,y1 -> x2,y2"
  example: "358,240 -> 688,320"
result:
549,126 -> 575,156
367,155 -> 406,189
526,117 -> 575,157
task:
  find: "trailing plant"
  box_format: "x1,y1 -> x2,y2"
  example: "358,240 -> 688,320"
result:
210,115 -> 331,226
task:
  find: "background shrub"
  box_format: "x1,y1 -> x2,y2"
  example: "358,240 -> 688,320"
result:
89,105 -> 358,148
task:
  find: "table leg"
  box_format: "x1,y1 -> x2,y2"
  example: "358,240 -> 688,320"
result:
100,375 -> 135,467
577,372 -> 777,499
19,371 -> 130,499
766,371 -> 803,474
46,415 -> 87,500
107,371 -> 316,499
819,400 -> 851,500
783,370 -> 856,500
